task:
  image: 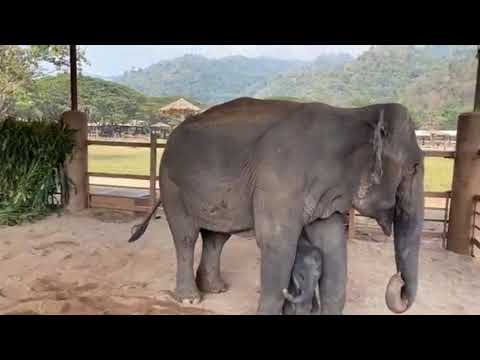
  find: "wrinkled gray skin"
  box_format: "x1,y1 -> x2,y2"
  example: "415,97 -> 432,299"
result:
282,232 -> 322,315
129,97 -> 424,315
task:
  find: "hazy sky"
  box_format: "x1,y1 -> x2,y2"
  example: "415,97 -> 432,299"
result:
82,45 -> 372,77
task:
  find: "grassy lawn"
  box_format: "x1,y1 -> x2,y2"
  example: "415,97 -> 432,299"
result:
424,157 -> 453,192
89,146 -> 165,176
88,147 -> 454,192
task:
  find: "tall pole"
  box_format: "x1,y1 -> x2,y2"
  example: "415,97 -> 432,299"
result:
70,45 -> 78,111
474,45 -> 480,112
63,44 -> 88,211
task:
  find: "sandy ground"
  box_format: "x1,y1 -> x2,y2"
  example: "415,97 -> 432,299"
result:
1,208 -> 480,315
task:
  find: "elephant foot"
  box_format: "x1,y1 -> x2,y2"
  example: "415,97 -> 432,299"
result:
282,303 -> 296,315
320,309 -> 343,315
175,285 -> 202,305
196,271 -> 229,294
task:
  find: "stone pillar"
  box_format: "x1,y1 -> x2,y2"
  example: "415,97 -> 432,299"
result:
62,111 -> 89,211
446,112 -> 480,255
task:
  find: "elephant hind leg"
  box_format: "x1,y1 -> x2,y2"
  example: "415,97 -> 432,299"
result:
169,214 -> 201,304
196,229 -> 231,293
162,176 -> 201,304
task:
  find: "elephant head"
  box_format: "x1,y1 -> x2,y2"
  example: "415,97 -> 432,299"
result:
353,104 -> 424,314
282,242 -> 322,315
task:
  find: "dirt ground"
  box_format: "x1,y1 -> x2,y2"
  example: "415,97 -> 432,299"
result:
1,208 -> 480,315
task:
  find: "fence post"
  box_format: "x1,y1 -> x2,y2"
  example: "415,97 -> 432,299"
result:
442,193 -> 450,249
446,112 -> 480,255
62,111 -> 89,211
348,209 -> 356,241
150,130 -> 157,207
471,200 -> 478,257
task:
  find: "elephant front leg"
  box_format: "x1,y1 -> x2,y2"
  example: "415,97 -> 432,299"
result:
257,238 -> 300,315
305,213 -> 347,315
254,207 -> 302,315
196,230 -> 230,293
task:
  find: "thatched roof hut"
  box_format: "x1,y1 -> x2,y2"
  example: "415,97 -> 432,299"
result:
159,98 -> 201,115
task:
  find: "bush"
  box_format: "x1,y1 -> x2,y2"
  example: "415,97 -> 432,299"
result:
0,118 -> 76,225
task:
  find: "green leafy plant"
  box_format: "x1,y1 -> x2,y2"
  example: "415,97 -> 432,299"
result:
0,118 -> 76,225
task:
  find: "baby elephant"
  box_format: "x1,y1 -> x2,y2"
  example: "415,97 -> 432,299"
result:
282,234 -> 322,315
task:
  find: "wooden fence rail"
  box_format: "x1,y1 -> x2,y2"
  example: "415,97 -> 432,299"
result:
347,191 -> 451,244
88,133 -> 165,205
422,150 -> 455,158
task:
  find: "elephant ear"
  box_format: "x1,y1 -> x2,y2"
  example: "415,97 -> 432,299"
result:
372,109 -> 386,184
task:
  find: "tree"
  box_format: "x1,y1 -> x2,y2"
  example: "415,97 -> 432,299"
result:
28,45 -> 88,74
1,45 -> 88,119
18,74 -> 147,123
0,46 -> 34,117
1,45 -> 88,120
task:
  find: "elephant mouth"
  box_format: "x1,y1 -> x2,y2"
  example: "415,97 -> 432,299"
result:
378,220 -> 392,236
376,214 -> 393,237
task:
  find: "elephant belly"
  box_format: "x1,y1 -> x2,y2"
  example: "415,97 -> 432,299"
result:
181,181 -> 254,233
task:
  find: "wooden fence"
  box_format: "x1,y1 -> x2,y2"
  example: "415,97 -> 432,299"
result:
86,135 -> 456,242
415,130 -> 457,150
88,133 -> 165,211
347,191 -> 451,244
472,195 -> 480,256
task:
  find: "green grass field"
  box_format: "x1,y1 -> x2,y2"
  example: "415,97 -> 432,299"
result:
89,146 -> 164,176
88,147 -> 454,192
424,157 -> 454,192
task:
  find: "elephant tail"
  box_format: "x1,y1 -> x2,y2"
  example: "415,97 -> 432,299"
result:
128,196 -> 162,243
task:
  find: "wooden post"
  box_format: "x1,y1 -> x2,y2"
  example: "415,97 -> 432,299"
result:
150,130 -> 157,206
348,209 -> 356,241
474,46 -> 480,112
446,112 -> 480,254
69,45 -> 78,112
62,111 -> 88,211
442,194 -> 450,249
471,199 -> 478,257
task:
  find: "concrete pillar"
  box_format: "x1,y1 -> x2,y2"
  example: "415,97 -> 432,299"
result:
62,111 -> 89,211
446,112 -> 480,255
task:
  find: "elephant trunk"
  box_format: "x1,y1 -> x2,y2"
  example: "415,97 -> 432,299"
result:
282,285 -> 319,304
385,165 -> 424,314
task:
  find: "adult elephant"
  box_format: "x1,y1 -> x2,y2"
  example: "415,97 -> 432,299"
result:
129,97 -> 424,315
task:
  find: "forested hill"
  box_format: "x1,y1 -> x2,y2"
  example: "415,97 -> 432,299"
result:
255,45 -> 477,129
113,54 -> 308,104
113,46 -> 477,129
13,74 -> 203,123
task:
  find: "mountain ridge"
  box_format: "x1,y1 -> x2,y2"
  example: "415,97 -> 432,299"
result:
113,54 -> 311,104
90,46 -> 478,129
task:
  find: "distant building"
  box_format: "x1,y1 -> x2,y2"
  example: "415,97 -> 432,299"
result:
159,98 -> 202,118
157,98 -> 202,130
151,122 -> 171,139
126,119 -> 147,127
